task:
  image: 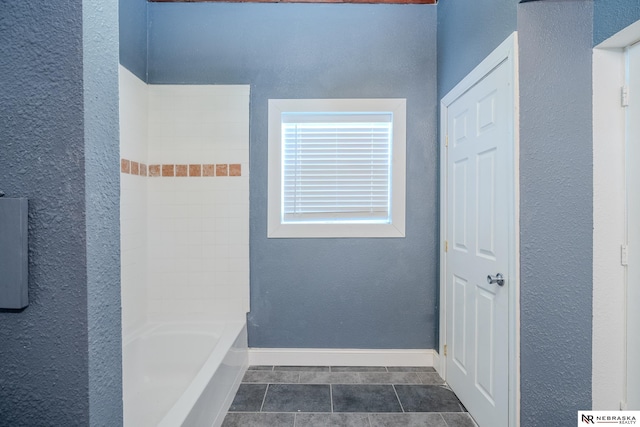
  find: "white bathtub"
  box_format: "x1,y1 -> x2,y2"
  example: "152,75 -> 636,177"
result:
123,321 -> 248,427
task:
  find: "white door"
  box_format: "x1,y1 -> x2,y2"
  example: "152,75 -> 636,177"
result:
626,41 -> 640,409
442,36 -> 516,427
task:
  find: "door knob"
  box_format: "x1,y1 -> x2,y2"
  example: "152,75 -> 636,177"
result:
487,273 -> 505,286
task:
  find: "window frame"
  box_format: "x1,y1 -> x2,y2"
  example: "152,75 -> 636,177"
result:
267,98 -> 406,238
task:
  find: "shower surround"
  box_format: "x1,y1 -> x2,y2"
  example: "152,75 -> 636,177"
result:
119,65 -> 250,425
120,65 -> 250,332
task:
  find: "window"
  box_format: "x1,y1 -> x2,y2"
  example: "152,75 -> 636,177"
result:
268,98 -> 406,238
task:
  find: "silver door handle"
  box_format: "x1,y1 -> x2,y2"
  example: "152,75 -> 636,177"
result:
487,273 -> 505,286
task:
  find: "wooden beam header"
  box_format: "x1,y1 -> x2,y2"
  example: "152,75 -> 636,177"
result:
150,0 -> 436,4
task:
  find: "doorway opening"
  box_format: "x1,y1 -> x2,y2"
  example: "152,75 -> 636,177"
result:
439,32 -> 520,427
593,18 -> 640,411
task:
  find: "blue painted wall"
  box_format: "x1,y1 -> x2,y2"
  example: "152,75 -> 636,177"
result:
0,1 -> 121,425
437,0 -> 517,99
594,0 -> 640,45
438,1 -> 594,425
435,0 -> 517,351
119,0 -> 147,81
84,0 -> 123,424
0,2 -> 89,424
148,3 -> 439,349
518,2 -> 593,424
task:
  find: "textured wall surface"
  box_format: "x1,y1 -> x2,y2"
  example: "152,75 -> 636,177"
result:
437,0 -> 517,99
84,0 -> 123,425
435,0 -> 517,352
0,1 -> 90,425
593,0 -> 640,45
119,0 -> 147,81
148,3 -> 439,349
518,1 -> 593,425
0,1 -> 122,425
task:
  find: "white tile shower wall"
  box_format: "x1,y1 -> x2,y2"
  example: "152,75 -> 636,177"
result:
148,85 -> 249,171
120,66 -> 149,163
119,66 -> 149,336
147,85 -> 250,322
121,174 -> 148,335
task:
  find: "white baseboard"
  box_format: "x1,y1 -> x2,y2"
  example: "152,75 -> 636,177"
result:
248,348 -> 438,367
432,350 -> 441,375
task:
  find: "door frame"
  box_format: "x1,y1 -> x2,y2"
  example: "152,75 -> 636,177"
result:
593,19 -> 640,410
438,32 -> 520,427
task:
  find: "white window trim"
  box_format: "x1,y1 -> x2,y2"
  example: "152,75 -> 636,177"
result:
268,98 -> 406,238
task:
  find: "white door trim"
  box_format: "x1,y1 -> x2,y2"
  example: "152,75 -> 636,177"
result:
439,32 -> 520,427
592,18 -> 640,410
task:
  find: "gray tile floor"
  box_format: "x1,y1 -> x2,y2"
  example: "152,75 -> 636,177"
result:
222,366 -> 477,427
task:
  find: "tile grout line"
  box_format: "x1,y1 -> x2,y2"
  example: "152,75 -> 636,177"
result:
329,384 -> 334,413
391,384 -> 406,413
259,383 -> 270,412
439,412 -> 451,427
413,372 -> 422,385
232,368 -> 460,424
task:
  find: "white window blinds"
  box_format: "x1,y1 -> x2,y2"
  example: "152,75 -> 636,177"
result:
281,112 -> 393,224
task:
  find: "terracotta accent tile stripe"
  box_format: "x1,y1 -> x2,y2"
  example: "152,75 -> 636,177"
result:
120,158 -> 243,177
176,164 -> 188,177
229,164 -> 242,176
121,158 -> 149,176
189,164 -> 202,177
203,164 -> 215,177
162,164 -> 175,177
216,164 -> 228,176
149,164 -> 161,177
